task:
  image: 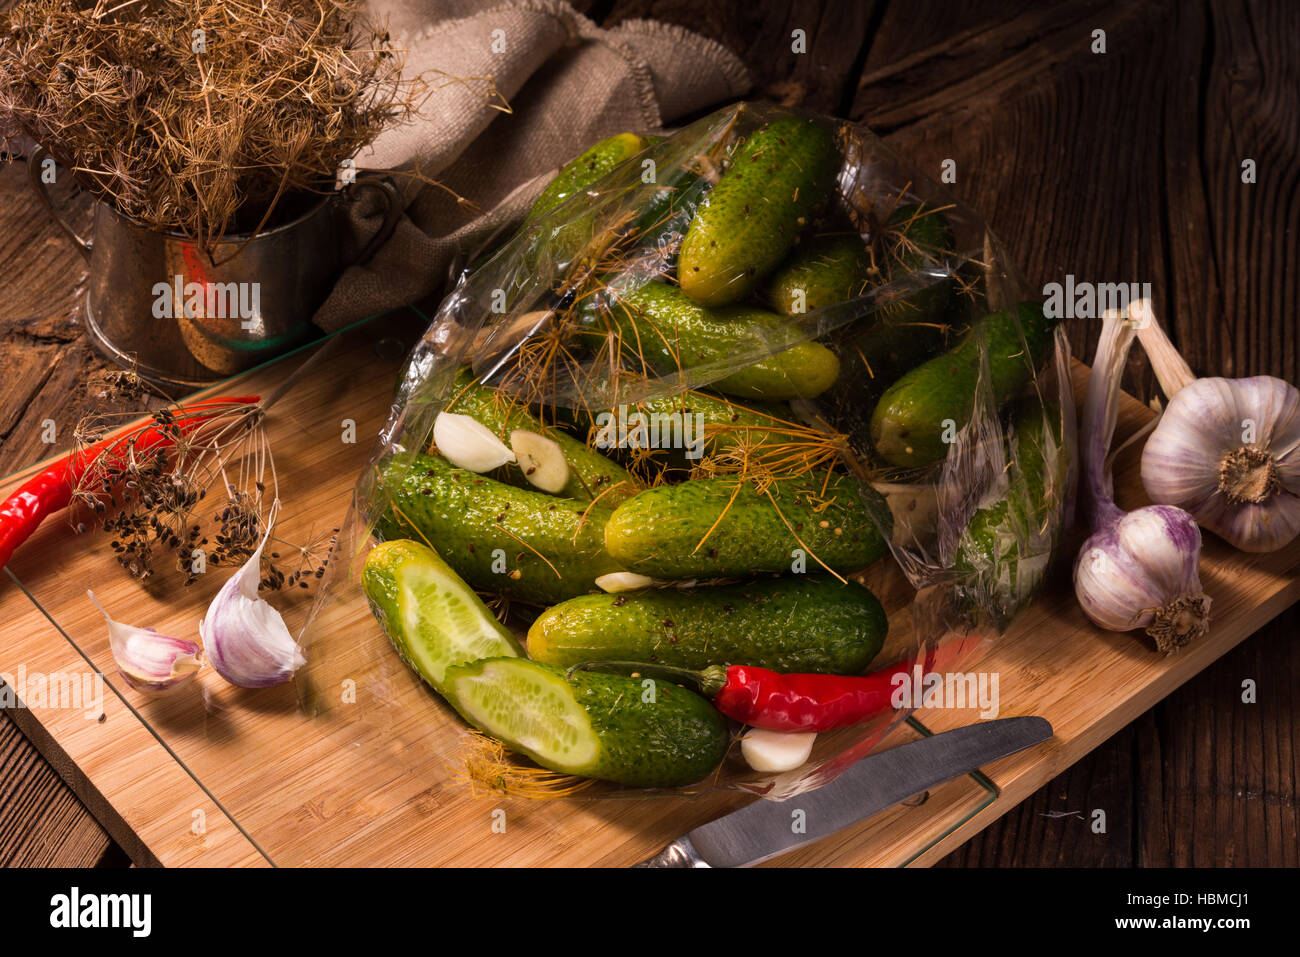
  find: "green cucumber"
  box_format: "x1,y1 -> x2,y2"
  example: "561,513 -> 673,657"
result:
526,132 -> 649,222
766,235 -> 872,315
362,540 -> 523,697
376,453 -> 622,605
604,470 -> 891,578
529,576 -> 887,674
446,369 -> 639,502
443,657 -> 729,788
679,115 -> 839,306
954,401 -> 1068,625
582,390 -> 791,465
870,302 -> 1057,468
631,168 -> 710,258
883,203 -> 956,322
609,281 -> 840,400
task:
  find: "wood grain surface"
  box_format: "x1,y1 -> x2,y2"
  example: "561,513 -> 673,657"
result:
1,0 -> 1296,866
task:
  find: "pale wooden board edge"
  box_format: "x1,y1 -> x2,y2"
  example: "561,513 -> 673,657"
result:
0,352 -> 1295,867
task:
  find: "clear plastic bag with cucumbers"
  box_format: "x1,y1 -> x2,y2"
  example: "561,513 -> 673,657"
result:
307,101 -> 1077,802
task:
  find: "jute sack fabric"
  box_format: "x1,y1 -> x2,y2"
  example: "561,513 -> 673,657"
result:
313,0 -> 750,332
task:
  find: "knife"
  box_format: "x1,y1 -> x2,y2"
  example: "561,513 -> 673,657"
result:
634,715 -> 1052,867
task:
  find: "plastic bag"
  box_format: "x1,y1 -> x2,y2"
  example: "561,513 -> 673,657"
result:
304,101 -> 1075,801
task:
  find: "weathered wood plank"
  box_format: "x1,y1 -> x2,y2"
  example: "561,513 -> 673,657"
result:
0,712 -> 122,867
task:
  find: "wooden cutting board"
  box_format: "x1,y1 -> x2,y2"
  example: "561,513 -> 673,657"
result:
1,321 -> 1296,867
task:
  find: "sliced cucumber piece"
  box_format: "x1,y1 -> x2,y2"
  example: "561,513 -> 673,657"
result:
444,657 -> 730,788
363,540 -> 523,694
448,658 -> 600,770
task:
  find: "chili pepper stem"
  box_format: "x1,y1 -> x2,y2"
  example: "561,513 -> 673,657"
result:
565,660 -> 729,697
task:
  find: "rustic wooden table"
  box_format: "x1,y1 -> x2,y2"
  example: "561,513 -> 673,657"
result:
0,0 -> 1295,867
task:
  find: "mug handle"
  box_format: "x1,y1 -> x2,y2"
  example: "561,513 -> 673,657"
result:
345,173 -> 404,266
28,146 -> 93,263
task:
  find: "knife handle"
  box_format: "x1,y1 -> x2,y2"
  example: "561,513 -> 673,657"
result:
632,836 -> 711,868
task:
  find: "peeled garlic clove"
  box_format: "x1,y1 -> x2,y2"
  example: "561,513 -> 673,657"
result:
200,506 -> 305,688
433,412 -> 515,473
741,729 -> 817,773
594,571 -> 656,593
510,429 -> 570,494
87,590 -> 202,692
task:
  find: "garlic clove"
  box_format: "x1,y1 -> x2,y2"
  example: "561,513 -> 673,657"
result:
200,503 -> 305,688
509,429 -> 570,494
88,590 -> 202,692
594,571 -> 656,593
433,412 -> 516,473
741,729 -> 817,773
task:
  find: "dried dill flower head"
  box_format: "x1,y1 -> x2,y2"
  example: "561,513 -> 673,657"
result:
0,0 -> 422,245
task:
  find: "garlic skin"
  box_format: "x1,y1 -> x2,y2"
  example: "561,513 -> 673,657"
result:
200,509 -> 304,688
1141,376 -> 1300,553
87,590 -> 202,692
1073,506 -> 1211,652
1075,304 -> 1211,654
433,412 -> 516,473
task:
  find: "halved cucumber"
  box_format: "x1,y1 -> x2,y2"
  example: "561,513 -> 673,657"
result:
362,540 -> 523,695
443,657 -> 729,788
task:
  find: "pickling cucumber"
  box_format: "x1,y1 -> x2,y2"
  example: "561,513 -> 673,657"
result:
630,168 -> 711,263
766,235 -> 872,315
607,281 -> 840,400
442,657 -> 729,788
870,302 -> 1056,468
954,400 -> 1068,625
581,390 -> 791,466
528,576 -> 887,674
445,369 -> 639,502
375,453 -> 622,605
604,470 -> 891,578
362,540 -> 523,696
679,115 -> 839,306
883,202 -> 956,323
526,132 -> 649,222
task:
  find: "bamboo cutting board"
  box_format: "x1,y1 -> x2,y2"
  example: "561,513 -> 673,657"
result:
0,321 -> 1296,867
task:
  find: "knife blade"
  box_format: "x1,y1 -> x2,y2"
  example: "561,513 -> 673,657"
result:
635,715 -> 1052,867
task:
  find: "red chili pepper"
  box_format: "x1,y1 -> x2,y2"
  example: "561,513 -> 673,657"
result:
704,632 -> 986,732
0,396 -> 260,571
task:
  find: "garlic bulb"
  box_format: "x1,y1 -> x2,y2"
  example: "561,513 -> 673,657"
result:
1073,306 -> 1210,653
1141,373 -> 1300,553
200,503 -> 304,688
1074,506 -> 1210,645
87,590 -> 202,692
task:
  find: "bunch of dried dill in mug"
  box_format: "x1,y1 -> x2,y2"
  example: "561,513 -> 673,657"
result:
0,0 -> 424,246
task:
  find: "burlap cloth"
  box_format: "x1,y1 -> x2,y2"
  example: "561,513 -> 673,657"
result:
312,0 -> 750,333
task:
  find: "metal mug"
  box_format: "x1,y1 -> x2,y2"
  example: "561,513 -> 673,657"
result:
29,147 -> 403,388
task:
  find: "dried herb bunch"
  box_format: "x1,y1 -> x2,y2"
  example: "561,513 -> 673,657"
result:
0,0 -> 422,244
71,387 -> 336,589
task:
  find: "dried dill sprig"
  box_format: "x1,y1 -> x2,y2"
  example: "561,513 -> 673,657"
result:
0,0 -> 429,245
71,395 -> 319,590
